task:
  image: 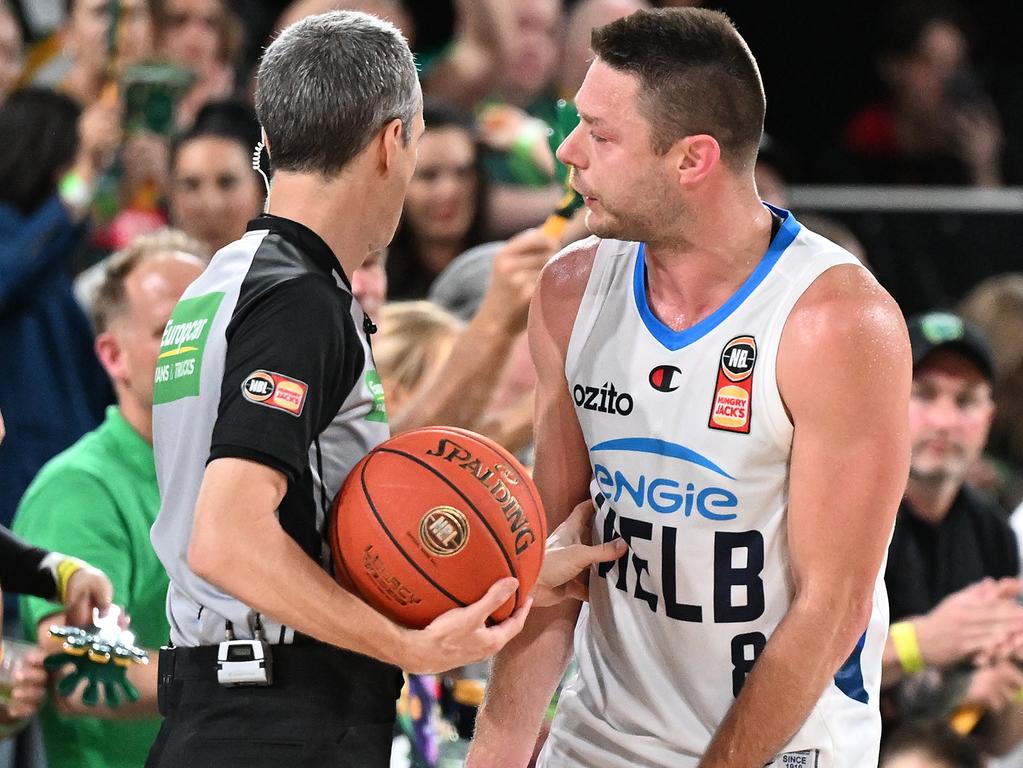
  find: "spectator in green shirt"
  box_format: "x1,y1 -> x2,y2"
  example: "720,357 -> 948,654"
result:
13,229 -> 206,768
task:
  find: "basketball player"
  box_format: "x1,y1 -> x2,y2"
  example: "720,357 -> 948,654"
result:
467,9 -> 912,768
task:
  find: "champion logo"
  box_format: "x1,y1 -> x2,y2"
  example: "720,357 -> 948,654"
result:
648,365 -> 682,392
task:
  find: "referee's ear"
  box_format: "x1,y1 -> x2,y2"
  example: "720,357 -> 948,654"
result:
377,117 -> 407,174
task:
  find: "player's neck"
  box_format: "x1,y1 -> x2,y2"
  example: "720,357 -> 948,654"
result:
903,478 -> 961,524
642,192 -> 774,329
265,172 -> 376,280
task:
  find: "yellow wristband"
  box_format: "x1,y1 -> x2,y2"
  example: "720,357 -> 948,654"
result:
55,557 -> 86,604
890,621 -> 926,675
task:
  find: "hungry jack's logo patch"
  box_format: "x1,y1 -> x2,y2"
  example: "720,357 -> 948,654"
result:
709,335 -> 756,433
241,370 -> 308,416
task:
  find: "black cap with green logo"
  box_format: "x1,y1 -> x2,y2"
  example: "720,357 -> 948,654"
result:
906,311 -> 995,382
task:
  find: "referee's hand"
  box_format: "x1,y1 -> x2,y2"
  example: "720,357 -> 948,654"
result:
399,578 -> 530,674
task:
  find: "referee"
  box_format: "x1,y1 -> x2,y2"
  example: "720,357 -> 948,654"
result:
145,12 -> 530,767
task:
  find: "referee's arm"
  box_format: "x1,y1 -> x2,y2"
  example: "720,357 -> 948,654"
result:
188,457 -> 528,672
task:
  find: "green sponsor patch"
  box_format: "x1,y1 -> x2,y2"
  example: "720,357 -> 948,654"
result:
365,370 -> 388,423
153,292 -> 224,404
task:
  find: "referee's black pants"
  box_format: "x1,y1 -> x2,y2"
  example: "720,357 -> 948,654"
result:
145,641 -> 403,768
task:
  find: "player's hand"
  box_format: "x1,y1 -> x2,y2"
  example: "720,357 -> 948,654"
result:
400,577 -> 531,674
0,647 -> 47,721
63,563 -> 114,627
476,229 -> 558,334
533,500 -> 626,607
961,660 -> 1023,714
915,578 -> 1023,668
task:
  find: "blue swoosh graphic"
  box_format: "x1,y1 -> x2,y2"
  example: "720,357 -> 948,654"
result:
590,438 -> 736,480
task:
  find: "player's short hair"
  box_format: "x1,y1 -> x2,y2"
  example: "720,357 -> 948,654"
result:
91,229 -> 208,333
591,8 -> 765,171
255,10 -> 421,176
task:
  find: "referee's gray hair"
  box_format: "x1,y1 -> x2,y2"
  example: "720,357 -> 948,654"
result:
255,10 -> 421,176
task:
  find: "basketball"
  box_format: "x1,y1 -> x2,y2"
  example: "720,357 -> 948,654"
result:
330,426 -> 547,629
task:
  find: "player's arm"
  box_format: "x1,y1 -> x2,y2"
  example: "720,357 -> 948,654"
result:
466,242 -> 597,768
698,266 -> 912,767
391,229 -> 556,435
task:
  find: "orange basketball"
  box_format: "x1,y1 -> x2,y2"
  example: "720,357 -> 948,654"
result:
330,426 -> 547,629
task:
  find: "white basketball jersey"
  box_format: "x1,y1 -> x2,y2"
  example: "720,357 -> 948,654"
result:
539,208 -> 888,768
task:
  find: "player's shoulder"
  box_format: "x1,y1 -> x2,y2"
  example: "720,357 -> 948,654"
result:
537,234 -> 601,296
785,258 -> 905,353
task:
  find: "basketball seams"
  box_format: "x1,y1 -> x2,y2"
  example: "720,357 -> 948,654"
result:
375,446 -> 521,609
356,452 -> 469,612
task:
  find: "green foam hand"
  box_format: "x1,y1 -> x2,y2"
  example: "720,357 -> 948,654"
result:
45,620 -> 148,709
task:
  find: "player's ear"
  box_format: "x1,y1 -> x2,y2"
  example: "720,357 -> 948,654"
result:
674,134 -> 720,188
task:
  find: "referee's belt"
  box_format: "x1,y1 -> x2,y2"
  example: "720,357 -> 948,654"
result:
158,640 -> 401,687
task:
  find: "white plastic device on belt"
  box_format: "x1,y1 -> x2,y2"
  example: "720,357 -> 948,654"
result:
216,618 -> 273,687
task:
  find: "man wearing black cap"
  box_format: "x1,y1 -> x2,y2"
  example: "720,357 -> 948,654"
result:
882,311 -> 1023,751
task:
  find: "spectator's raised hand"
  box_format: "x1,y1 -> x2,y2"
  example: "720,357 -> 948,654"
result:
915,578 -> 1023,668
476,228 -> 558,334
74,91 -> 123,183
120,131 -> 170,210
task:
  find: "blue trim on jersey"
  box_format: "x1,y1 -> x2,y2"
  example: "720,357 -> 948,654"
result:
632,204 -> 802,351
833,630 -> 869,704
590,437 -> 735,480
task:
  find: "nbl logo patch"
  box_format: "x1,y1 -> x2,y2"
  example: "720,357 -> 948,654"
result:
708,335 -> 756,434
241,370 -> 308,416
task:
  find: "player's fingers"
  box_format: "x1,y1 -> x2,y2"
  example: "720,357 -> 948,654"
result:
567,499 -> 595,523
569,539 -> 627,569
562,579 -> 589,603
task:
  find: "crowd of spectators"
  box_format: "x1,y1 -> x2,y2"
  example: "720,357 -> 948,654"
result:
0,1 -> 1021,767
